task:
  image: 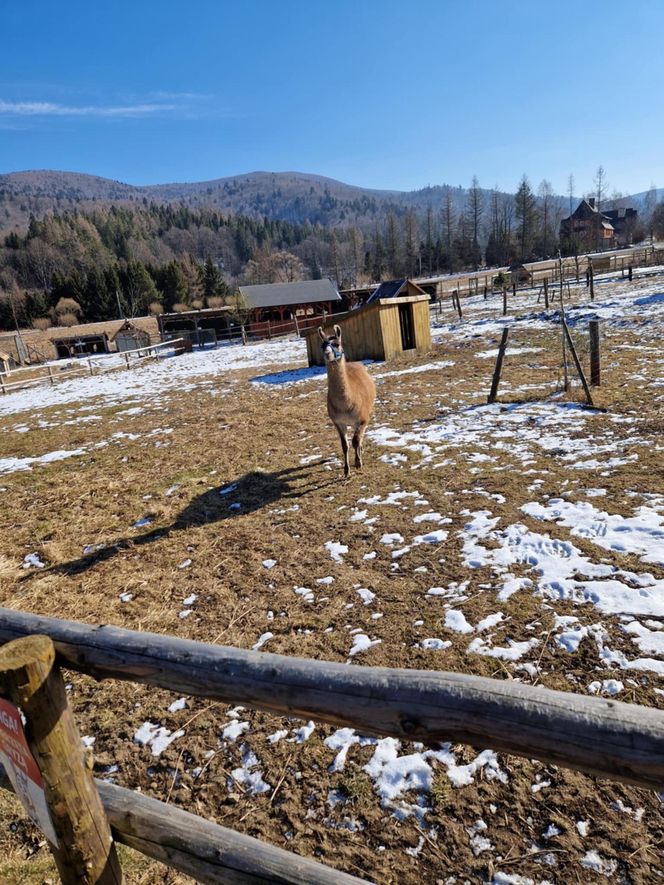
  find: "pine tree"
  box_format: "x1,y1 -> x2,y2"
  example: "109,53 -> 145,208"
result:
514,176 -> 537,260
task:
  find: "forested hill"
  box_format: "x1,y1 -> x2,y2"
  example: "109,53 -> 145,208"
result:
0,169 -> 471,231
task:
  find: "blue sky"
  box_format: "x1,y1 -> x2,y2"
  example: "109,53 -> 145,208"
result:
1,0 -> 662,196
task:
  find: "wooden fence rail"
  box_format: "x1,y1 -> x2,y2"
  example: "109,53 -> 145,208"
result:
0,339 -> 186,396
0,609 -> 662,790
0,767 -> 365,884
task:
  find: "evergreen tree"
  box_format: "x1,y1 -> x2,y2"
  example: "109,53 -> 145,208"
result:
514,175 -> 537,260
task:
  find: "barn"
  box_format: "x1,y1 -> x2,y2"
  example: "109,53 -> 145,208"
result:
239,279 -> 341,336
305,292 -> 431,367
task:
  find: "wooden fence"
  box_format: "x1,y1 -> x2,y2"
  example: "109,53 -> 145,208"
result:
429,245 -> 664,302
0,608 -> 662,882
0,339 -> 186,396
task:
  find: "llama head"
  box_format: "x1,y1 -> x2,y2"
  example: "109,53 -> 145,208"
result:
318,325 -> 344,363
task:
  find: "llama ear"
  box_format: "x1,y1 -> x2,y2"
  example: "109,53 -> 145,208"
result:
318,326 -> 326,341
334,324 -> 342,342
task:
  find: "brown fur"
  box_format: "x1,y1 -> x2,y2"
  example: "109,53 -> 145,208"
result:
318,325 -> 376,476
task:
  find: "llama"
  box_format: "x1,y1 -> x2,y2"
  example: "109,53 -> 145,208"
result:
318,324 -> 376,476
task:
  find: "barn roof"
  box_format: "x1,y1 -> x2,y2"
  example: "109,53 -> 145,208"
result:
239,278 -> 340,309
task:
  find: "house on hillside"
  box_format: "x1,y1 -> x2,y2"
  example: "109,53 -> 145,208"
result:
238,278 -> 341,334
602,207 -> 639,247
560,198 -> 615,251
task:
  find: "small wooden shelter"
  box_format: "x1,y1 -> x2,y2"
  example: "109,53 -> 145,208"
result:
305,292 -> 431,367
0,350 -> 15,374
112,321 -> 151,353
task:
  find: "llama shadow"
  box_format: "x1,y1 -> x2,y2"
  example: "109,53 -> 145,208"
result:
37,463 -> 330,577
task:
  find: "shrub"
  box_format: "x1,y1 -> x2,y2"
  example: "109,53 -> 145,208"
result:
54,297 -> 81,317
207,296 -> 225,309
172,303 -> 190,313
149,302 -> 164,316
58,312 -> 79,327
32,317 -> 50,331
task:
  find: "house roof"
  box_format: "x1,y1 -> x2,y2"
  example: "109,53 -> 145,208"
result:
238,278 -> 341,309
0,351 -> 11,362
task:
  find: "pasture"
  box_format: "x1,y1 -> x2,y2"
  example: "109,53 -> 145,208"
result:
0,271 -> 663,883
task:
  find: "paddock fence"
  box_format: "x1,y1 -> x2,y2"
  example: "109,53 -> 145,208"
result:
429,245 -> 664,303
0,338 -> 187,396
0,608 -> 662,883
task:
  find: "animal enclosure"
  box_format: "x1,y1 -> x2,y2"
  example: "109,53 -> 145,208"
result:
1,265 -> 664,884
305,293 -> 431,366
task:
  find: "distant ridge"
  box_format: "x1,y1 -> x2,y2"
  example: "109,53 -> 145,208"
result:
0,168 -> 659,233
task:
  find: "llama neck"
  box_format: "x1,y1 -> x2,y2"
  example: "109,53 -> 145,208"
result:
326,358 -> 351,404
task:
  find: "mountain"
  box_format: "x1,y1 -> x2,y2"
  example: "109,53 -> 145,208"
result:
0,169 -> 470,232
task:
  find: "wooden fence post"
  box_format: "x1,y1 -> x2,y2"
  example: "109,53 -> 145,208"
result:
589,259 -> 595,301
0,634 -> 122,884
455,290 -> 463,319
502,286 -> 507,316
47,366 -> 54,385
543,278 -> 549,309
124,352 -> 130,370
562,320 -> 594,407
487,327 -> 510,404
628,265 -> 633,282
512,281 -> 517,299
589,319 -> 601,387
0,374 -> 6,395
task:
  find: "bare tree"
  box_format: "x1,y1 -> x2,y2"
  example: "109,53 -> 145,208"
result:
644,182 -> 658,240
537,180 -> 555,257
441,188 -> 456,268
594,165 -> 608,250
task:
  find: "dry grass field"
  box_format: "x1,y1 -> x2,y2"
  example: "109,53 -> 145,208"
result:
0,270 -> 663,884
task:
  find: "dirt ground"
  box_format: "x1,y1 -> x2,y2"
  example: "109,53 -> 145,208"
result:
0,273 -> 663,884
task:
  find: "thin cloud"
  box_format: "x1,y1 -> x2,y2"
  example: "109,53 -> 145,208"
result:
0,99 -> 181,117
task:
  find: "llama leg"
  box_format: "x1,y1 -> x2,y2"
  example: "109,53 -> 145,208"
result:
334,423 -> 350,476
352,422 -> 367,469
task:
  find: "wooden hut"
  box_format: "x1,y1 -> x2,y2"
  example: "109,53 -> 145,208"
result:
0,350 -> 15,374
304,292 -> 431,367
112,321 -> 151,353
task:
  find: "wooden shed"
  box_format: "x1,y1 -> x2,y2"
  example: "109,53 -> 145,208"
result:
0,351 -> 15,374
112,320 -> 151,353
305,293 -> 431,367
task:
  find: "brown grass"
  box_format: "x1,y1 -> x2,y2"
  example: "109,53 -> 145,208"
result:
0,277 -> 663,883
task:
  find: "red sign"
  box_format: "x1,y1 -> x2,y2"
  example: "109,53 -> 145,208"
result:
0,698 -> 58,846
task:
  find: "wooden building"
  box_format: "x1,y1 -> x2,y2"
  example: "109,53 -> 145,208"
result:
239,279 -> 341,332
305,293 -> 431,367
52,333 -> 109,359
0,350 -> 15,374
157,307 -> 234,347
560,198 -> 616,251
112,320 -> 151,353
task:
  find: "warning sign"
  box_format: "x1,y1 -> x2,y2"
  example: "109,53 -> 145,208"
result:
0,698 -> 58,846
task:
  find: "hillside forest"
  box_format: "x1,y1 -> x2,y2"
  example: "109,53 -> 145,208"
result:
1,172 -> 663,333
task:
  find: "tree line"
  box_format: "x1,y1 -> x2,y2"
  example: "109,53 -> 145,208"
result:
0,172 -> 662,333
